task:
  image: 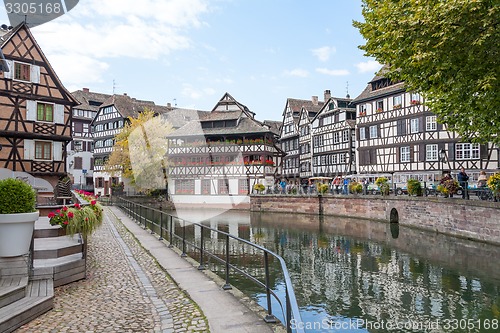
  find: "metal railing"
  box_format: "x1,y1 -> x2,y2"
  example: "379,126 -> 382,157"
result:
113,196 -> 304,333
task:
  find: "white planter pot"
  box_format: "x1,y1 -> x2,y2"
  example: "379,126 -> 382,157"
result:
0,211 -> 39,257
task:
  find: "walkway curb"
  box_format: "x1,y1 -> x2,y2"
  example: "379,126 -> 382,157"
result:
106,206 -> 281,333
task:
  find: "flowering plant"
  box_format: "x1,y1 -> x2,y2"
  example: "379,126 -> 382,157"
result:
487,173 -> 500,197
411,100 -> 420,105
376,108 -> 383,113
393,104 -> 402,109
49,193 -> 103,237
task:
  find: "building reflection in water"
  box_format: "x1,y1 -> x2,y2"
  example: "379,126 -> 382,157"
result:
178,209 -> 500,332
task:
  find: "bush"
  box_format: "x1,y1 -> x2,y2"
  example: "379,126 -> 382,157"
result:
317,183 -> 329,194
487,173 -> 500,197
375,177 -> 390,195
349,181 -> 363,194
438,179 -> 459,196
0,178 -> 36,214
407,179 -> 423,196
253,183 -> 265,193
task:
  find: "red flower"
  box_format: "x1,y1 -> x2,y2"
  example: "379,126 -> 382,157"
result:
56,209 -> 60,213
67,212 -> 74,218
62,206 -> 68,211
91,200 -> 96,206
48,212 -> 55,218
59,213 -> 65,217
75,203 -> 81,209
63,221 -> 69,225
85,217 -> 89,221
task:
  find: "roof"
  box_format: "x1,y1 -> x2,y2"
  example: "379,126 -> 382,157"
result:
100,94 -> 163,118
263,120 -> 281,135
199,110 -> 242,121
169,117 -> 274,138
161,108 -> 208,129
352,65 -> 406,103
71,89 -> 112,111
287,98 -> 324,114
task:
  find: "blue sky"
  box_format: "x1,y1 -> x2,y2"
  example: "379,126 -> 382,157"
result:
1,0 -> 381,121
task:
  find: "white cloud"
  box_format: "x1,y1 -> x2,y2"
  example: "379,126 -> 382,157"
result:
29,0 -> 210,91
181,84 -> 216,100
311,46 -> 336,62
355,60 -> 382,73
316,68 -> 350,76
284,69 -> 309,77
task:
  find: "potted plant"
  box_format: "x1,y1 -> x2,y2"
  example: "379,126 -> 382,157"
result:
407,179 -> 423,196
349,181 -> 363,194
0,178 -> 39,257
317,183 -> 329,195
375,177 -> 390,196
253,183 -> 265,194
487,173 -> 500,199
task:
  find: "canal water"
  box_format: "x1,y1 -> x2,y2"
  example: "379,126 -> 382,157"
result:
176,210 -> 500,332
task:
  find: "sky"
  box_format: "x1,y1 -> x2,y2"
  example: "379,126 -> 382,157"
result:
1,0 -> 382,121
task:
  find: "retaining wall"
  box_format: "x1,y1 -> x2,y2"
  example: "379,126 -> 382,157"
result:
250,195 -> 500,245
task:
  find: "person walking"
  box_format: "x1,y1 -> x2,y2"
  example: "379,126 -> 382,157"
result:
457,167 -> 469,199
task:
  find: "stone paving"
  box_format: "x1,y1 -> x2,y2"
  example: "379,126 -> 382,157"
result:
17,208 -> 208,333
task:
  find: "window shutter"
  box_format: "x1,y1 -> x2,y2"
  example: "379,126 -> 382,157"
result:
396,146 -> 401,163
90,158 -> 94,170
419,144 -> 426,161
377,124 -> 381,138
74,122 -> 83,132
419,116 -> 425,132
26,100 -> 37,121
370,149 -> 377,165
30,65 -> 40,84
480,144 -> 488,160
24,139 -> 34,160
70,140 -> 74,150
447,143 -> 455,161
53,142 -> 63,161
3,60 -> 13,79
54,104 -> 65,124
437,122 -> 443,131
365,127 -> 369,139
74,157 -> 82,169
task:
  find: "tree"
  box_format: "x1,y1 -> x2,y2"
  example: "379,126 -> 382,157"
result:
354,0 -> 499,144
104,109 -> 173,192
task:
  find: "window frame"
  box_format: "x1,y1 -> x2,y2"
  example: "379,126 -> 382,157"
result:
426,116 -> 437,131
400,146 -> 411,163
14,62 -> 31,82
36,102 -> 54,122
426,144 -> 438,161
410,118 -> 419,133
34,141 -> 52,160
455,143 -> 480,160
369,125 -> 378,139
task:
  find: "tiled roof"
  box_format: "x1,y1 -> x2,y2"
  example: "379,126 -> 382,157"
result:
287,98 -> 325,113
161,109 -> 208,129
100,94 -> 164,118
352,65 -> 406,103
199,111 -> 242,121
168,117 -> 274,138
263,120 -> 282,135
71,89 -> 112,111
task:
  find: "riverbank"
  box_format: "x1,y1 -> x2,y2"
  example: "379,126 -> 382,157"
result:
250,195 -> 500,246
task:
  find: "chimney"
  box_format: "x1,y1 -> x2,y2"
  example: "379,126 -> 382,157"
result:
324,90 -> 331,101
123,93 -> 127,96
312,96 -> 319,106
83,88 -> 89,93
167,103 -> 171,108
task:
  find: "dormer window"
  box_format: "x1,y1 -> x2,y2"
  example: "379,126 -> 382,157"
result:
14,62 -> 30,81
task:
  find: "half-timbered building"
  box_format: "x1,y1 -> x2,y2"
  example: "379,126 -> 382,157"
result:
91,93 -> 170,196
166,93 -> 283,206
69,88 -> 111,192
280,94 -> 324,181
311,94 -> 356,177
0,23 -> 77,191
353,67 -> 499,180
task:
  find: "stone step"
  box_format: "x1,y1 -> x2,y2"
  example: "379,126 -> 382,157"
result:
34,217 -> 65,238
33,235 -> 83,260
0,276 -> 28,308
0,279 -> 53,333
33,253 -> 86,287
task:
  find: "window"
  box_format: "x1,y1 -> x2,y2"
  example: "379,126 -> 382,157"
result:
376,100 -> 384,112
96,177 -> 104,188
426,116 -> 437,131
35,141 -> 51,160
37,103 -> 53,122
410,118 -> 419,133
339,153 -> 346,164
238,179 -> 248,194
456,143 -> 480,160
334,132 -> 340,144
359,127 -> 366,140
369,125 -> 378,138
410,92 -> 421,104
393,95 -> 402,108
218,179 -> 229,194
313,135 -> 324,148
342,130 -> 349,142
401,146 -> 411,163
426,144 -> 438,161
111,177 -> 120,186
74,141 -> 83,151
177,179 -> 195,194
14,62 -> 30,81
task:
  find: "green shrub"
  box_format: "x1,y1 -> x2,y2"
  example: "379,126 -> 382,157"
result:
317,183 -> 329,194
349,181 -> 363,194
253,183 -> 265,193
407,179 -> 423,196
375,177 -> 390,195
0,178 -> 37,214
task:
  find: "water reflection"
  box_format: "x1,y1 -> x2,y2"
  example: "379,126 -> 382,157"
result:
177,210 -> 500,332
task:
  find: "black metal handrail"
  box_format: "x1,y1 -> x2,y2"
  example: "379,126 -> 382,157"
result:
113,196 -> 304,333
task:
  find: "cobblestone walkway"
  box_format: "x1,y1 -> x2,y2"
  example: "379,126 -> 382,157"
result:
17,208 -> 208,333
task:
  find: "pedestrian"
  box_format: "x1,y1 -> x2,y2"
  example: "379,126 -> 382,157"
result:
457,167 -> 469,199
333,176 -> 342,194
280,179 -> 287,194
343,177 -> 350,194
478,171 -> 488,188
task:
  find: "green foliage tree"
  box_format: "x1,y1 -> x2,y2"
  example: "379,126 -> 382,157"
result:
354,0 -> 499,144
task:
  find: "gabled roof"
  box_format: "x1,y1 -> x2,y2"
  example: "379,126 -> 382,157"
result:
71,89 -> 112,112
352,65 -> 405,103
168,117 -> 273,138
285,98 -> 324,115
99,94 -> 162,118
312,96 -> 355,122
263,120 -> 281,136
211,92 -> 256,119
1,23 -> 78,105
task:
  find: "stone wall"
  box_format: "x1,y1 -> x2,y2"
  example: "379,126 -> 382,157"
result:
250,195 -> 500,245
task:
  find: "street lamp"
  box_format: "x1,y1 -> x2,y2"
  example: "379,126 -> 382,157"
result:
439,149 -> 446,175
